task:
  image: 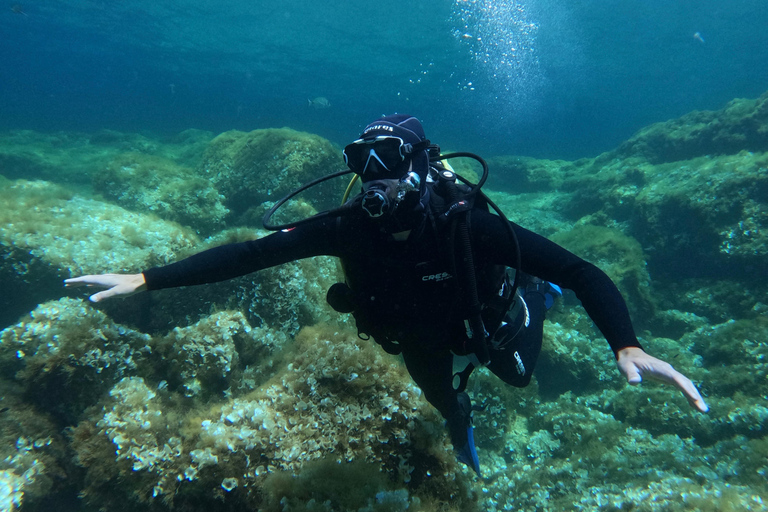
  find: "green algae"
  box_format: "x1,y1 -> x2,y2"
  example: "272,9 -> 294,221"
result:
59,320 -> 474,511
0,179 -> 201,276
606,90 -> 768,164
94,152 -> 229,235
549,224 -> 656,320
198,128 -> 346,222
0,128 -> 213,186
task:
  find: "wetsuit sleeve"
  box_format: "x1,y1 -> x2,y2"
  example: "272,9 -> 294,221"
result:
143,216 -> 341,291
470,209 -> 642,356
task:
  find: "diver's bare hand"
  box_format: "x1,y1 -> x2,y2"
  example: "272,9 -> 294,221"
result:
64,273 -> 147,303
616,346 -> 709,413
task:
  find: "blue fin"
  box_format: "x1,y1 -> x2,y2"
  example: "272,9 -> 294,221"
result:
456,425 -> 481,476
544,283 -> 562,309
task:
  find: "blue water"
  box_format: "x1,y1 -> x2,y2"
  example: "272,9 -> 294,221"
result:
1,0 -> 767,157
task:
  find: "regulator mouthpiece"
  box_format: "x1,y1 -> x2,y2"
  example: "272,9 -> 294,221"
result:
361,171 -> 422,219
361,188 -> 390,218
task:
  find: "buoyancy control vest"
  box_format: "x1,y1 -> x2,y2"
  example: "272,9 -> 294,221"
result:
264,149 -> 523,365
326,171 -> 514,357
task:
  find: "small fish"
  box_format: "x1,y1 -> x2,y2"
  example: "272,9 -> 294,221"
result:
11,4 -> 28,16
308,96 -> 331,109
693,32 -> 705,44
0,407 -> 9,414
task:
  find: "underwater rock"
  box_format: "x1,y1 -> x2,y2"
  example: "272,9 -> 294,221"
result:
484,189 -> 574,238
69,324 -> 476,511
0,179 -> 339,337
0,178 -> 201,330
0,179 -> 201,277
624,151 -> 768,281
535,312 -> 621,398
93,152 -> 229,235
682,317 -> 768,439
550,149 -> 767,290
197,128 -> 345,221
653,278 -> 768,326
0,297 -> 154,424
606,90 -> 768,165
0,130 -> 113,184
485,155 -> 583,193
549,224 -> 655,321
481,391 -> 767,512
0,128 -> 213,185
159,310 -> 280,398
495,93 -> 768,289
0,377 -> 69,512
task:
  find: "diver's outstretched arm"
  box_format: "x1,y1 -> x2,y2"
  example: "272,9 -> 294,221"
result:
616,346 -> 709,413
64,274 -> 147,303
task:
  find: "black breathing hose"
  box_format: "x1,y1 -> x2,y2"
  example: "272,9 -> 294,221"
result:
439,170 -> 491,365
431,152 -> 522,306
262,168 -> 354,231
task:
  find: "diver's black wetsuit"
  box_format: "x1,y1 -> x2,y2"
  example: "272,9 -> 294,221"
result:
143,203 -> 641,447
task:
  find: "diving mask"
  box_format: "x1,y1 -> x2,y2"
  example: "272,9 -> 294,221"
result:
343,136 -> 430,178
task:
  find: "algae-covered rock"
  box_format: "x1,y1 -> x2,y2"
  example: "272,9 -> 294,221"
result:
685,317 -> 768,401
93,152 -> 229,235
69,324 -> 476,512
0,297 -> 154,424
259,459 -> 422,512
606,90 -> 768,164
486,155 -> 584,193
0,130 -> 117,184
198,128 -> 345,220
0,180 -> 341,340
0,178 -> 201,330
550,150 -> 767,283
496,95 -> 768,285
549,224 -> 655,320
627,151 -> 768,277
0,179 -> 200,277
0,380 -> 67,512
159,310 -> 280,398
485,189 -> 574,238
654,278 -> 768,325
477,390 -> 767,512
535,309 -> 621,398
0,128 -> 213,185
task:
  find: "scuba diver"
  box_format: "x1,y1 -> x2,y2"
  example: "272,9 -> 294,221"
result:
65,114 -> 709,475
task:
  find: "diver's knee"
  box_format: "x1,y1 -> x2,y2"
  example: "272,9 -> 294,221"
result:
497,369 -> 533,388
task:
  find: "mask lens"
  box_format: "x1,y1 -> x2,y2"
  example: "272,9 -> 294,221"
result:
343,137 -> 405,176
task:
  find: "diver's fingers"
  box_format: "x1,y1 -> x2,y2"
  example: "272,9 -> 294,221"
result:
65,274 -> 133,289
616,347 -> 709,413
622,362 -> 643,386
643,361 -> 710,413
64,274 -> 147,302
64,275 -> 112,288
88,286 -> 124,303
